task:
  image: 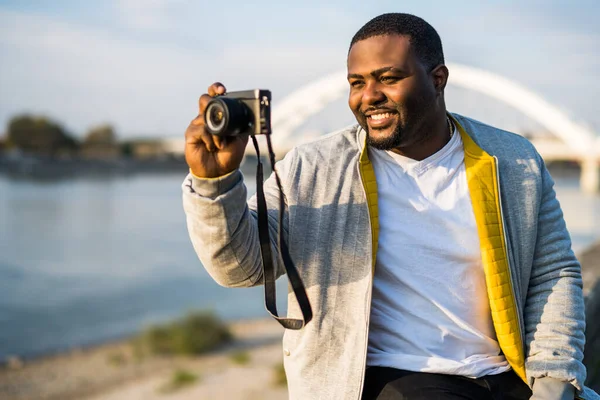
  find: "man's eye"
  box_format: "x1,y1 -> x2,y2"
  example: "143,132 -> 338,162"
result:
381,76 -> 400,83
350,81 -> 364,87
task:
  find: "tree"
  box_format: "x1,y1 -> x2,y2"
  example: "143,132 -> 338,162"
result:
7,115 -> 78,155
81,123 -> 120,159
84,124 -> 116,146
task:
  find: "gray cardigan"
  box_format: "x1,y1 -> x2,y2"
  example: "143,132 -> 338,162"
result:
182,114 -> 598,400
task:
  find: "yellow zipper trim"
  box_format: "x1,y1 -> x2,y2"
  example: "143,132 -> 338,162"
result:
452,115 -> 527,383
358,135 -> 379,273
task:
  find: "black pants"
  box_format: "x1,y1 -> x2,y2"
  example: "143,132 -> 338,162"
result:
362,367 -> 532,400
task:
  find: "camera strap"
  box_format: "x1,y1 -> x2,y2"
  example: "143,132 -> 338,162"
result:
250,134 -> 313,330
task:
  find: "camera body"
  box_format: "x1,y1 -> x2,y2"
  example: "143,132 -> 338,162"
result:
204,89 -> 271,137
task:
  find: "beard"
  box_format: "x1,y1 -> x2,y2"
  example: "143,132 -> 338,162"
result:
362,105 -> 431,151
365,124 -> 404,151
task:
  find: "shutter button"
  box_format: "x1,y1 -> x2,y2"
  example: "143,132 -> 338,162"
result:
283,348 -> 290,356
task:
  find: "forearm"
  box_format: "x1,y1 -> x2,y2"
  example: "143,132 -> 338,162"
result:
525,263 -> 585,396
182,170 -> 264,288
525,158 -> 587,397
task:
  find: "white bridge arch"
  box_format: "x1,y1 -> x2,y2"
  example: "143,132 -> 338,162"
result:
271,63 -> 597,155
268,63 -> 599,192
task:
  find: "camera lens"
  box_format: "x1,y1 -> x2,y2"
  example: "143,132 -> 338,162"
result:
204,97 -> 252,137
206,102 -> 226,132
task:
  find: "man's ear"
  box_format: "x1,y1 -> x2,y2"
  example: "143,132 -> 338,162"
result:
431,64 -> 449,94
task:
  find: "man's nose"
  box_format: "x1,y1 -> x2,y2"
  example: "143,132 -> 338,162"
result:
362,82 -> 385,105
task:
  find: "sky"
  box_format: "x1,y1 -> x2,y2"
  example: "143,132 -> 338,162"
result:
0,0 -> 598,140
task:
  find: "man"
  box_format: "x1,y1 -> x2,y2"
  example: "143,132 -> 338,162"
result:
182,13 -> 598,400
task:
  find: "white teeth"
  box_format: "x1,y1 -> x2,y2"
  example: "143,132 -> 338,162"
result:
370,113 -> 392,120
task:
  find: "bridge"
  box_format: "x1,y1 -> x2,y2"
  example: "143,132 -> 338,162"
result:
263,63 -> 600,194
164,64 -> 600,193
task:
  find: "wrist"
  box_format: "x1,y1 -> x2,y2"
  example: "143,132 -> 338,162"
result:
189,167 -> 236,180
531,377 -> 575,400
187,169 -> 242,198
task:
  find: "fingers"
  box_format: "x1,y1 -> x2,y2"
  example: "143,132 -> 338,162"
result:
207,82 -> 226,97
188,114 -> 227,149
197,82 -> 226,115
186,120 -> 232,152
191,113 -> 203,126
198,129 -> 218,152
212,135 -> 227,150
198,94 -> 212,116
192,81 -> 229,150
186,123 -> 217,152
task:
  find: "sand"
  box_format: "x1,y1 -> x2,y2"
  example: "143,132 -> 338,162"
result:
0,318 -> 288,400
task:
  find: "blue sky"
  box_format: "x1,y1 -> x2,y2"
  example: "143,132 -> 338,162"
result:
0,0 -> 598,139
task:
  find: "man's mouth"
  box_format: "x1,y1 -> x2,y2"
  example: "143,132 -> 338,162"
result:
366,111 -> 397,129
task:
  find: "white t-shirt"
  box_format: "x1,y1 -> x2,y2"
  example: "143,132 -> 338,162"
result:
366,127 -> 510,378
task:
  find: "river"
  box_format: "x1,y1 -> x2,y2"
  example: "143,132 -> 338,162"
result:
0,165 -> 598,362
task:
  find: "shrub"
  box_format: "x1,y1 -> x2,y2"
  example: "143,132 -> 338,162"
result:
230,350 -> 250,365
141,311 -> 232,356
106,351 -> 127,366
273,363 -> 287,387
159,368 -> 199,393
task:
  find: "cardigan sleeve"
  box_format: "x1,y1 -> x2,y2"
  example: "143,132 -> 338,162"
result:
524,156 -> 588,396
182,149 -> 296,288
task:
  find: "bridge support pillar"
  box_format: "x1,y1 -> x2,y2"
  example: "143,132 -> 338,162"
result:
581,158 -> 599,194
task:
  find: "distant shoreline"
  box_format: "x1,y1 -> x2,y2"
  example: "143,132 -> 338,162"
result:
0,156 -> 188,180
0,153 -> 578,177
0,154 -> 266,181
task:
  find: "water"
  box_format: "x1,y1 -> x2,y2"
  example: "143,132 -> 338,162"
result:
552,175 -> 600,254
0,168 -> 598,362
0,170 -> 288,362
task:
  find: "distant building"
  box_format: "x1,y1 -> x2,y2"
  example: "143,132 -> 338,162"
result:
159,138 -> 185,157
80,143 -> 121,160
122,138 -> 184,160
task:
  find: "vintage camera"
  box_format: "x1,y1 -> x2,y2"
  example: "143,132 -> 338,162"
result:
204,89 -> 272,137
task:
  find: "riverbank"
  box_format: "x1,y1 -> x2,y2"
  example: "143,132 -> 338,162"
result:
2,241 -> 599,400
0,318 -> 288,400
2,240 -> 599,399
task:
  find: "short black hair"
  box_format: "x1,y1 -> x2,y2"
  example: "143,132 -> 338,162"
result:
350,13 -> 444,70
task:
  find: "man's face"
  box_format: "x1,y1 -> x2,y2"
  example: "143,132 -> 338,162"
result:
347,34 -> 439,151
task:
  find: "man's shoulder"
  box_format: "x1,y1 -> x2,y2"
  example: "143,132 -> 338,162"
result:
289,124 -> 362,161
453,113 -> 540,160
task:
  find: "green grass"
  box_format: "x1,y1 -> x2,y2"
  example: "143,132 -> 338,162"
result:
159,368 -> 199,393
139,310 -> 232,356
106,351 -> 127,366
130,338 -> 147,362
273,363 -> 287,387
229,350 -> 250,365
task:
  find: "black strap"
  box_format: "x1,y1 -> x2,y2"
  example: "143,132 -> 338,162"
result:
251,134 -> 312,330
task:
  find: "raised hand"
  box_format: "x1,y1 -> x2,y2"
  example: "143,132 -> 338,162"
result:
184,82 -> 249,178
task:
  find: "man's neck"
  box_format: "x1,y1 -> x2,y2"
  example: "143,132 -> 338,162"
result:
390,114 -> 451,161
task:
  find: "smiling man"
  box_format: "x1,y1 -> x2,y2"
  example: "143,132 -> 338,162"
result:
182,13 -> 598,400
347,32 -> 448,161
